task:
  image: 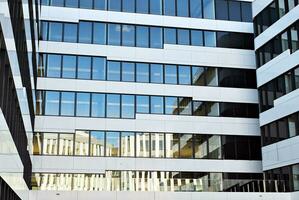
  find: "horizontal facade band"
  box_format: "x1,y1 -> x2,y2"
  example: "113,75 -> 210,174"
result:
40,6 -> 253,33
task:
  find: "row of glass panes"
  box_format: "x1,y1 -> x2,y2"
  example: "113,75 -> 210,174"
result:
39,53 -> 257,89
36,90 -> 259,118
34,131 -> 261,160
41,0 -> 252,22
40,20 -> 254,49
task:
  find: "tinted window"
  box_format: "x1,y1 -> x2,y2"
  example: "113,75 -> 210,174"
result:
165,97 -> 178,114
177,29 -> 190,45
178,97 -> 192,115
80,0 -> 93,8
107,61 -> 121,81
150,64 -> 163,83
78,56 -> 91,79
165,65 -> 177,84
122,0 -> 135,12
91,94 -> 106,117
79,22 -> 92,43
229,1 -> 241,21
136,63 -> 150,82
206,67 -> 218,86
192,66 -> 205,85
122,62 -> 135,82
150,27 -> 163,48
121,95 -> 135,118
92,57 -> 106,80
60,92 -> 75,116
122,25 -> 135,46
64,23 -> 77,42
190,0 -> 202,18
193,101 -> 205,116
136,95 -> 150,113
177,0 -> 189,17
93,23 -> 106,45
45,91 -> 60,115
194,135 -> 207,158
164,28 -> 177,44
47,54 -> 61,77
178,65 -> 191,85
150,0 -> 162,14
136,26 -> 149,47
136,0 -> 149,13
51,0 -> 64,6
151,96 -> 164,114
107,94 -> 121,118
191,30 -> 203,46
76,93 -> 90,117
180,134 -> 193,158
241,2 -> 252,22
108,24 -> 121,45
108,0 -> 121,11
48,22 -> 63,41
215,0 -> 228,20
164,0 -> 176,16
62,55 -> 76,78
94,0 -> 107,10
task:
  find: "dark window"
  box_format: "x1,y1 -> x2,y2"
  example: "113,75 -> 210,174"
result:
108,0 -> 121,11
180,134 -> 193,158
241,2 -> 252,22
93,22 -> 106,45
77,56 -> 92,79
107,61 -> 121,81
215,0 -> 228,20
164,0 -> 176,16
122,25 -> 135,46
136,26 -> 149,47
164,28 -> 177,44
62,55 -> 76,78
229,1 -> 241,21
235,136 -> 249,160
136,0 -> 149,13
178,97 -> 192,115
108,24 -> 121,45
92,57 -> 106,80
136,63 -> 149,82
192,66 -> 205,85
79,22 -> 92,43
122,62 -> 135,82
64,23 -> 77,42
190,0 -> 202,18
193,101 -> 205,116
122,0 -> 135,12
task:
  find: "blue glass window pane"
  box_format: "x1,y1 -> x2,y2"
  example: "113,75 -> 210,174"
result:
41,21 -> 48,40
150,64 -> 163,83
178,65 -> 191,85
45,91 -> 60,115
107,94 -> 121,118
204,31 -> 216,47
178,29 -> 190,45
165,65 -> 177,84
164,0 -> 176,16
78,56 -> 92,79
122,62 -> 135,82
150,27 -> 163,48
177,0 -> 189,17
190,0 -> 202,18
79,22 -> 92,43
47,54 -> 61,77
137,0 -> 149,13
136,63 -> 149,82
92,57 -> 106,80
229,1 -> 241,21
151,96 -> 164,114
165,97 -> 178,114
94,0 -> 107,10
150,0 -> 162,14
203,0 -> 215,19
91,94 -> 106,117
80,0 -> 93,8
62,55 -> 76,78
93,23 -> 106,45
48,22 -> 63,41
192,66 -> 205,85
108,24 -> 121,45
41,0 -> 49,5
51,0 -> 64,6
106,132 -> 120,156
64,23 -> 77,42
108,0 -> 121,11
76,93 -> 91,117
136,95 -> 150,113
121,95 -> 135,118
60,92 -> 75,116
241,2 -> 252,22
191,30 -> 203,46
215,0 -> 228,20
164,28 -> 177,44
136,26 -> 149,47
107,61 -> 121,81
122,25 -> 135,46
122,0 -> 135,12
65,0 -> 78,8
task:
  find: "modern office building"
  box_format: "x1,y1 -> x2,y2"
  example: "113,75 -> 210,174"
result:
1,0 -> 299,200
0,0 -> 38,199
253,0 -> 299,195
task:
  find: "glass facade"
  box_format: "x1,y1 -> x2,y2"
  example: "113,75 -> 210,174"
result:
41,21 -> 254,50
